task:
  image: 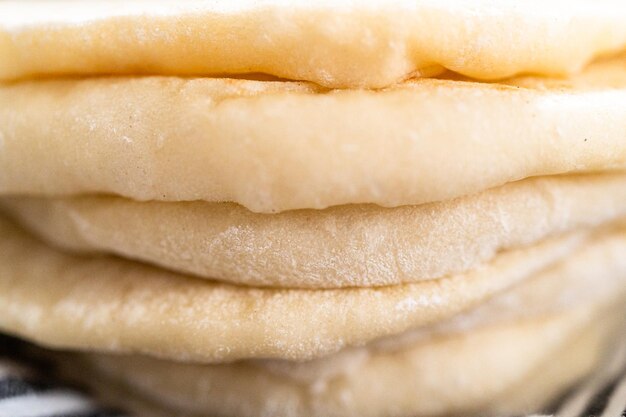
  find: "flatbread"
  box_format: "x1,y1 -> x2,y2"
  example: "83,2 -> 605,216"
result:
33,241 -> 626,416
1,1 -> 626,88
54,302 -> 624,417
1,55 -> 626,212
0,213 -> 604,363
3,174 -> 626,288
54,335 -> 600,417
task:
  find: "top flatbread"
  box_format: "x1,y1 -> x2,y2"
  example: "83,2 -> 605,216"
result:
1,1 -> 626,88
1,55 -> 626,212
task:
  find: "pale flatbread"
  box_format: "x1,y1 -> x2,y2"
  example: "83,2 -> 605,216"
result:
0,213 -> 607,363
36,243 -> 626,417
54,302 -> 624,417
1,1 -> 626,88
4,174 -> 626,288
1,55 -> 626,212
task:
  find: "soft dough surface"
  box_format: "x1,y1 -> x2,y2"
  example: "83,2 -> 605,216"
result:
55,302 -> 625,417
1,56 -> 626,212
0,213 -> 607,363
1,1 -> 626,88
4,174 -> 626,288
36,233 -> 626,416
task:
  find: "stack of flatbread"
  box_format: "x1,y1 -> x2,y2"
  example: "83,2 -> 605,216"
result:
1,2 -> 626,416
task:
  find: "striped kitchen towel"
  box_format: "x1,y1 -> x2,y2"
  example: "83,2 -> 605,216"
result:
0,359 -> 126,417
0,335 -> 127,417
